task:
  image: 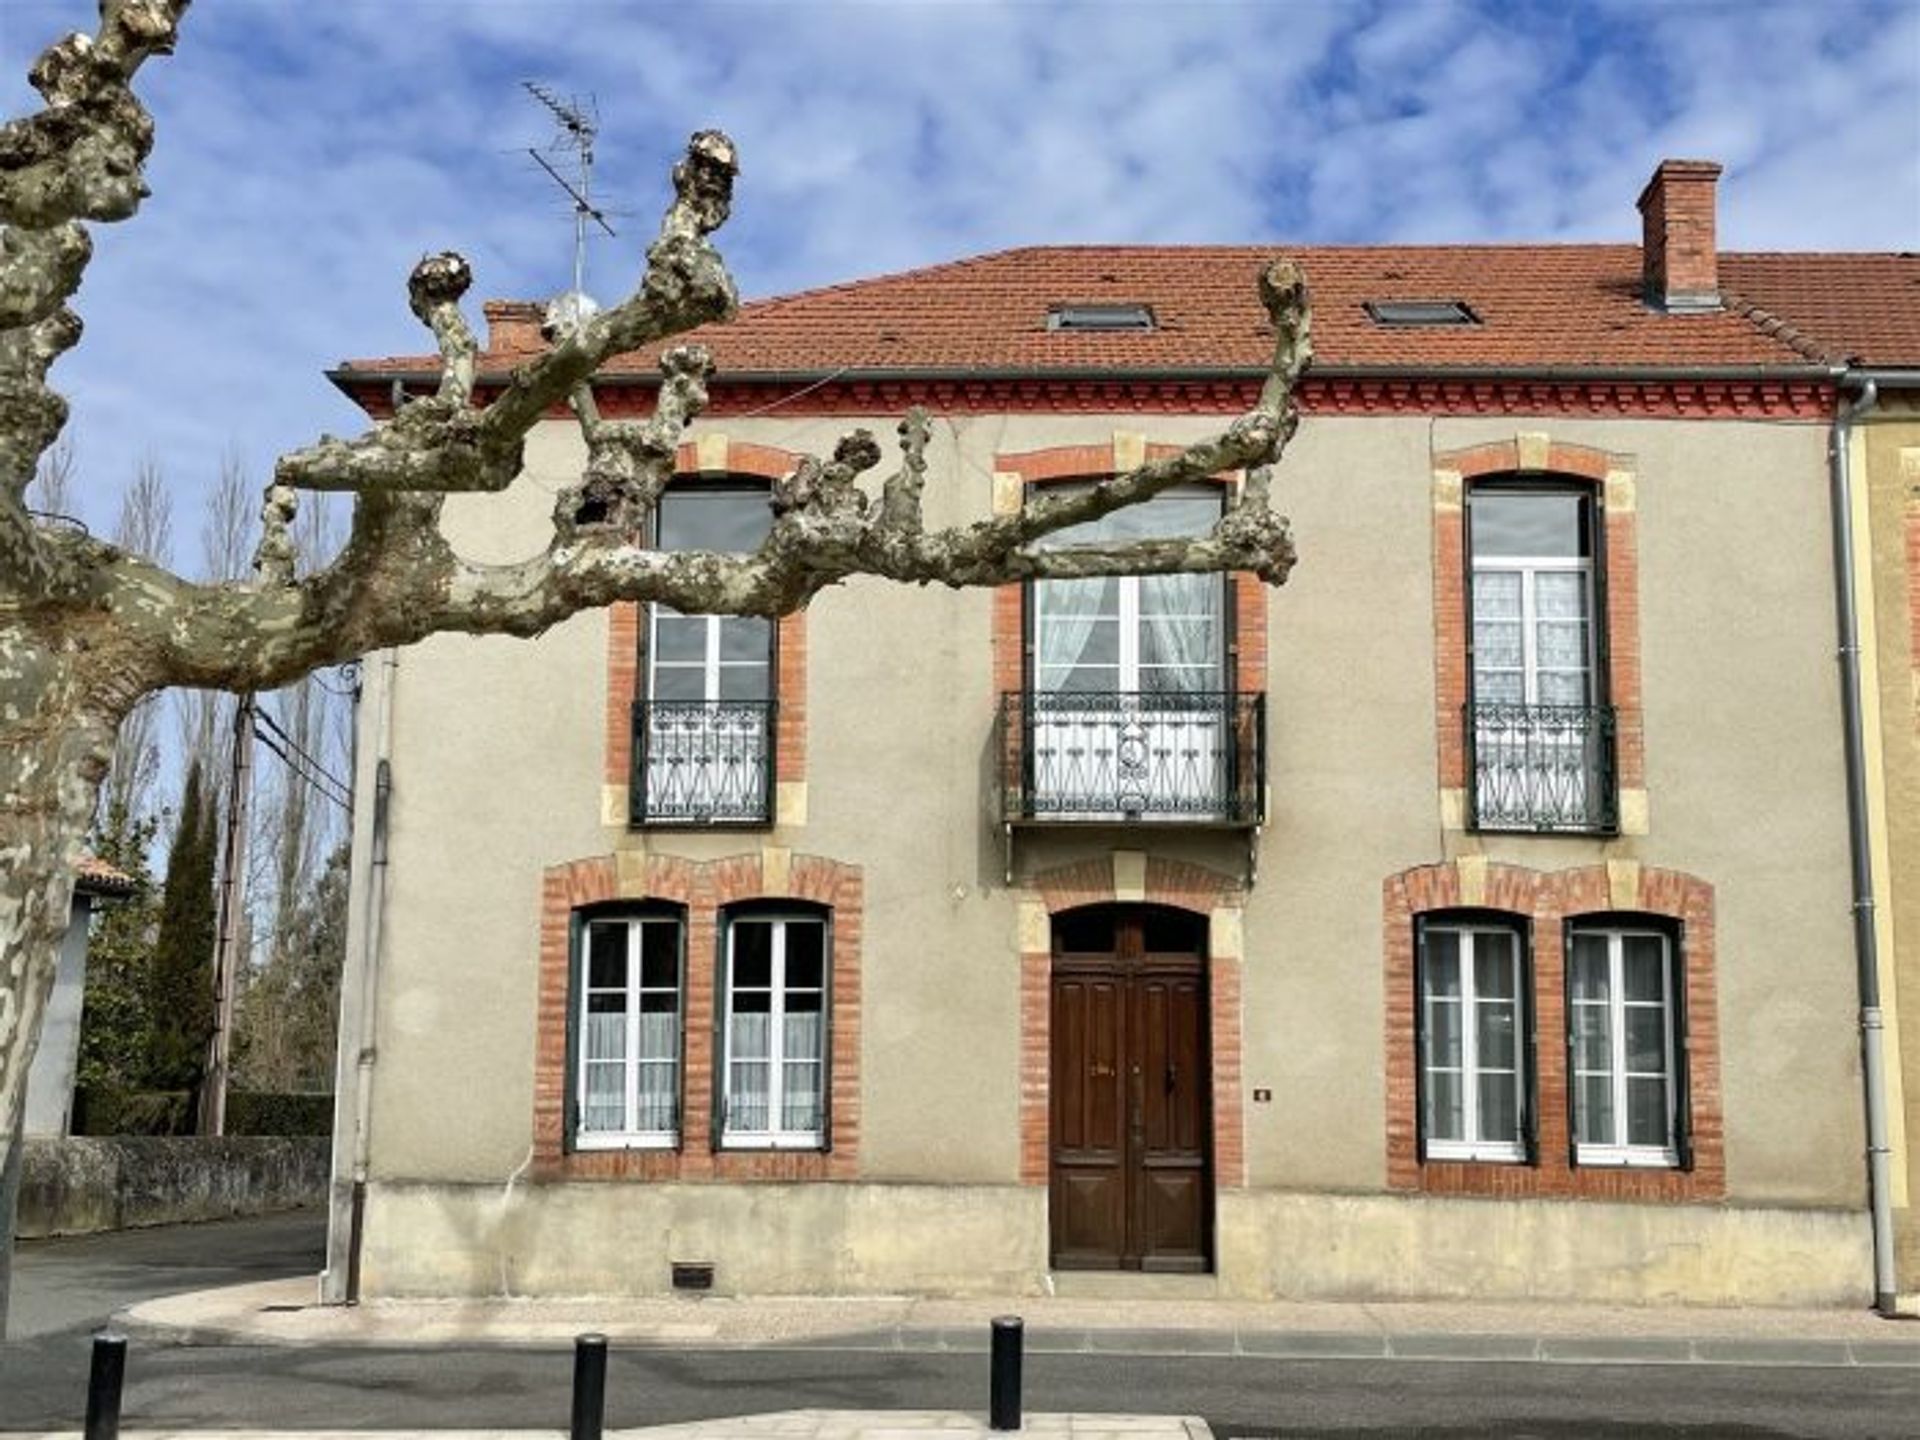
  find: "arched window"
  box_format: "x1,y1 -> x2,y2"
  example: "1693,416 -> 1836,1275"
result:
718,902 -> 832,1150
1566,916 -> 1688,1169
571,903 -> 686,1149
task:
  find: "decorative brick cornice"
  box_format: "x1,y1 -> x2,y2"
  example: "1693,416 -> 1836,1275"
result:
1018,854 -> 1247,1191
533,850 -> 863,1182
1382,859 -> 1723,1203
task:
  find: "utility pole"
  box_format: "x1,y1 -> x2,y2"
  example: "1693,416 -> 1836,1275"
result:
201,691 -> 255,1136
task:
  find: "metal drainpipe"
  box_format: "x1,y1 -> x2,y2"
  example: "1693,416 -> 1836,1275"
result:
1828,376 -> 1898,1315
345,651 -> 398,1305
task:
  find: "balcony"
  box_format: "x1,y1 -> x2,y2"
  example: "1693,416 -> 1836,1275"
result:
997,691 -> 1266,826
1466,702 -> 1617,833
630,700 -> 776,826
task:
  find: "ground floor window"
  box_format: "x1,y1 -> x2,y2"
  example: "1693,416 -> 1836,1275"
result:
1417,916 -> 1529,1162
575,913 -> 683,1148
720,910 -> 829,1149
1568,924 -> 1682,1168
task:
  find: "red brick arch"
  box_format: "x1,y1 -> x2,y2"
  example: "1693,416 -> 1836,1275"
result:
1383,858 -> 1722,1202
534,849 -> 862,1182
604,437 -> 810,818
1018,854 -> 1247,1190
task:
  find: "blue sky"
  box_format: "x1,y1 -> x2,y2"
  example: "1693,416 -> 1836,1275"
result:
5,0 -> 1918,545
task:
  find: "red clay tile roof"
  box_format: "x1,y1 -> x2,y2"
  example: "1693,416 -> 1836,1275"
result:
1721,253 -> 1920,367
75,854 -> 137,895
336,244 -> 1919,384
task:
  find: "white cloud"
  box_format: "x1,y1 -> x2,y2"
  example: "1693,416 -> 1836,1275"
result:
3,0 -> 1915,539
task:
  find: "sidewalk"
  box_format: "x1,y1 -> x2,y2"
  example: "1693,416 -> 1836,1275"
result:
21,1410 -> 1206,1440
120,1275 -> 1920,1369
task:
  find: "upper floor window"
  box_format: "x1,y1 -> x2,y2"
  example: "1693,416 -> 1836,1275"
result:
720,909 -> 829,1149
1568,922 -> 1685,1168
575,911 -> 683,1148
1466,484 -> 1616,832
636,484 -> 776,826
1416,915 -> 1530,1163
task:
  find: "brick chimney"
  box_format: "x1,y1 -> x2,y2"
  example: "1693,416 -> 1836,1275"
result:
1637,159 -> 1723,312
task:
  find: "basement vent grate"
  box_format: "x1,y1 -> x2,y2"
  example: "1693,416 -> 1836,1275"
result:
1047,303 -> 1155,333
671,1261 -> 715,1291
1364,299 -> 1480,327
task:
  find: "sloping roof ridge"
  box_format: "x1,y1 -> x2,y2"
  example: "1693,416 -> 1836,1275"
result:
1720,286 -> 1846,366
1723,248 -> 1920,261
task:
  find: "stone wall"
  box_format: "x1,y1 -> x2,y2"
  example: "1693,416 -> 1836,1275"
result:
17,1136 -> 329,1237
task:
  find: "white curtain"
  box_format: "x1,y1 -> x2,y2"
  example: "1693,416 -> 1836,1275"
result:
782,1014 -> 824,1132
1036,579 -> 1107,690
1139,574 -> 1219,695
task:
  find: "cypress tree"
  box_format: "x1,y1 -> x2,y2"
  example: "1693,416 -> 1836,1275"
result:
146,761 -> 220,1125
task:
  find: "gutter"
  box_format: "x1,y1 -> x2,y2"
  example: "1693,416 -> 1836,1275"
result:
1827,375 -> 1899,1316
327,360 -> 1837,399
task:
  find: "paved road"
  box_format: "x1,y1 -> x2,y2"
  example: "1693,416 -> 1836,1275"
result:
4,1213 -> 1918,1438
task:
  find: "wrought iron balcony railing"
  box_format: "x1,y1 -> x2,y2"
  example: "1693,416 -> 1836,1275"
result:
631,699 -> 776,826
997,690 -> 1266,825
1466,702 -> 1617,833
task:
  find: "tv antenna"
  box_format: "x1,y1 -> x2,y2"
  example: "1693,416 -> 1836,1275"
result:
523,81 -> 616,305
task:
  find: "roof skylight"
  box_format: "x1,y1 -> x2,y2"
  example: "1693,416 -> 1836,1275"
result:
1364,299 -> 1480,327
1047,303 -> 1155,333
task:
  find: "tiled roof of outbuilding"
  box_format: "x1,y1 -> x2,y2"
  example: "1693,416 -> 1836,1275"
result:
336,244 -> 1920,385
75,854 -> 137,896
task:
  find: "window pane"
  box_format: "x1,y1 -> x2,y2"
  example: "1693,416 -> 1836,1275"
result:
1141,908 -> 1206,953
1475,671 -> 1525,704
640,924 -> 677,989
782,1062 -> 823,1132
653,613 -> 708,662
1140,619 -> 1220,670
1138,573 -> 1221,619
636,1062 -> 676,1131
1037,576 -> 1120,617
1536,670 -> 1590,705
786,922 -> 825,990
1473,621 -> 1523,668
732,922 -> 773,988
784,1011 -> 824,1062
1627,1075 -> 1671,1148
1424,929 -> 1461,996
1575,1074 -> 1615,1146
1625,1006 -> 1668,1075
1573,1003 -> 1611,1072
583,1063 -> 624,1131
1470,492 -> 1588,559
718,616 -> 772,661
1424,1069 -> 1463,1143
1473,934 -> 1517,998
1477,1071 -> 1520,1145
658,487 -> 772,553
1471,570 -> 1522,618
732,987 -> 771,1015
1535,620 -> 1588,668
584,1006 -> 625,1062
1569,936 -> 1610,1002
587,925 -> 627,990
1534,572 -> 1589,619
728,1062 -> 770,1131
1426,998 -> 1462,1069
1045,490 -> 1219,547
729,1012 -> 770,1060
1624,936 -> 1667,1002
1055,909 -> 1116,953
649,665 -> 706,702
717,663 -> 772,701
1476,1000 -> 1517,1071
637,1011 -> 677,1061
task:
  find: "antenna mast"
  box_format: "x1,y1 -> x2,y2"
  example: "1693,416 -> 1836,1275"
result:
522,81 -> 616,302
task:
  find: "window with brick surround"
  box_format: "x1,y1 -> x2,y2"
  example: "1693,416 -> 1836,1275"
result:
1416,913 -> 1534,1164
572,908 -> 685,1149
1466,480 -> 1616,833
1567,919 -> 1689,1170
718,905 -> 832,1150
636,482 -> 777,826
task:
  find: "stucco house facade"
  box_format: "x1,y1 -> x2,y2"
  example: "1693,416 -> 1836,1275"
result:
320,159 -> 1920,1309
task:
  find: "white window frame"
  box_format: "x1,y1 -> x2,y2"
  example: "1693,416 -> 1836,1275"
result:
1469,553 -> 1597,707
574,915 -> 682,1151
1420,921 -> 1528,1164
719,911 -> 829,1151
1569,926 -> 1679,1169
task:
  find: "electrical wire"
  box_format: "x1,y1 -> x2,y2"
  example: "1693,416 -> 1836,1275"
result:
250,723 -> 352,814
255,707 -> 353,799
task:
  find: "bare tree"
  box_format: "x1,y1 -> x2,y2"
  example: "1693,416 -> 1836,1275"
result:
101,454 -> 173,825
0,0 -> 1310,1318
173,448 -> 255,805
26,431 -> 73,516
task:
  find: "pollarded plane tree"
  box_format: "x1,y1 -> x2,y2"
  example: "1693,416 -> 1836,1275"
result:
0,0 -> 1310,1226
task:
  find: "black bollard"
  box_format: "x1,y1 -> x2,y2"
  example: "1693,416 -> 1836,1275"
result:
84,1330 -> 127,1440
989,1315 -> 1023,1431
570,1332 -> 608,1440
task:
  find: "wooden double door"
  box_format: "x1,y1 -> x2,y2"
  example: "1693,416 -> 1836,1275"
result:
1049,906 -> 1213,1272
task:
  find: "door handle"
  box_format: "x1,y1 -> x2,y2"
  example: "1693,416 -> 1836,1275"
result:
1165,1063 -> 1177,1095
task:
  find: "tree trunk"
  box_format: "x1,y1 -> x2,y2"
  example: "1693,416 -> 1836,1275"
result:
0,631 -> 121,1336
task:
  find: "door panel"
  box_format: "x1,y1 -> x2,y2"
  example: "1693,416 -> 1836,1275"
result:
1049,912 -> 1212,1272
